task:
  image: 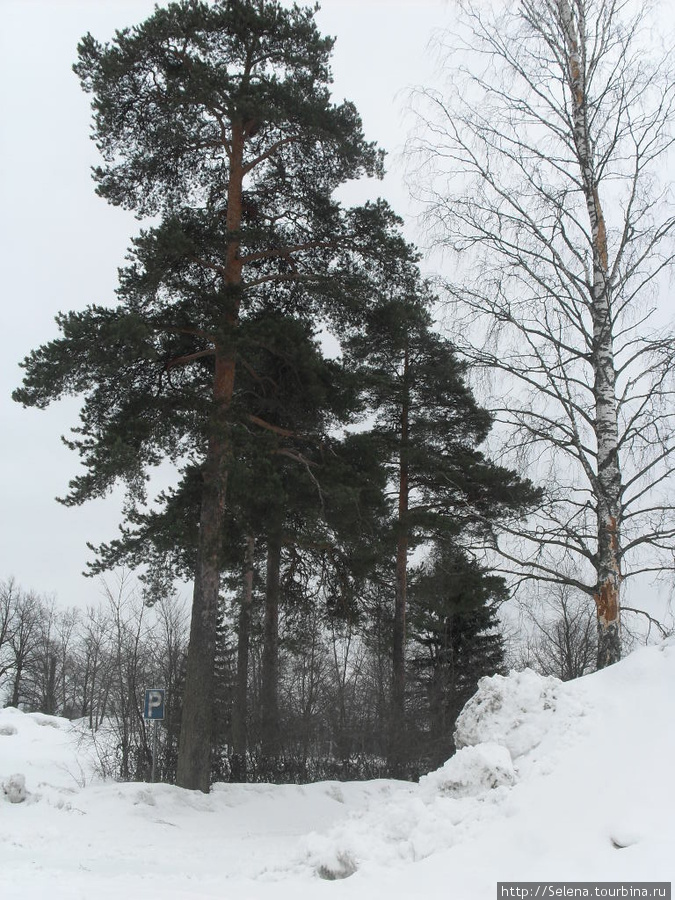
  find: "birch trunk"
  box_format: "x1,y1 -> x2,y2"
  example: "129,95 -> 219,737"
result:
559,0 -> 622,667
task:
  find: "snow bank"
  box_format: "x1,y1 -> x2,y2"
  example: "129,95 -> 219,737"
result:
1,639 -> 674,900
299,643 -> 675,884
298,671 -> 569,879
454,666 -> 593,774
419,741 -> 516,797
0,707 -> 99,799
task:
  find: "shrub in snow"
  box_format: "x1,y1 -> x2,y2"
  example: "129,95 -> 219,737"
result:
2,773 -> 28,803
454,668 -> 563,759
317,850 -> 358,880
419,742 -> 516,798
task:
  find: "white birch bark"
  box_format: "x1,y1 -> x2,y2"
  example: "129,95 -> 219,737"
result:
410,0 -> 675,668
558,0 -> 622,664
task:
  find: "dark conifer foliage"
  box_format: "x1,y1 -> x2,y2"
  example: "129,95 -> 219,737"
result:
408,547 -> 507,770
12,0 -> 541,787
14,0 -> 408,791
344,282 -> 539,771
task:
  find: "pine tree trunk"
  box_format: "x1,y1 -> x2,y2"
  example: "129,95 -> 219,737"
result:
559,0 -> 622,667
175,425 -> 229,791
392,531 -> 408,718
428,666 -> 447,768
176,125 -> 245,791
390,345 -> 410,774
261,526 -> 282,763
231,535 -> 255,782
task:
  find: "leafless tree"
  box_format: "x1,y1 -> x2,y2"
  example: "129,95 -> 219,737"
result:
25,597 -> 60,714
85,575 -> 189,782
8,596 -> 81,716
517,584 -> 597,681
76,603 -> 114,728
2,581 -> 80,714
150,592 -> 188,778
411,0 -> 675,667
6,587 -> 42,707
103,574 -> 153,780
0,579 -> 18,693
55,607 -> 80,716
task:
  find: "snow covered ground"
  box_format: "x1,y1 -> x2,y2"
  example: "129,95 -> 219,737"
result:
2,640 -> 673,899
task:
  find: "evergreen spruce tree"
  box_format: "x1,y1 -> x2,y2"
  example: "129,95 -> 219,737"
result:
409,546 -> 507,770
13,0 -> 407,791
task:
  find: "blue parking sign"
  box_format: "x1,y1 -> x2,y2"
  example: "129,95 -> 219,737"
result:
144,688 -> 165,720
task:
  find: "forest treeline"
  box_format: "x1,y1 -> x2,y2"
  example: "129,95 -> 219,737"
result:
1,571 -> 506,782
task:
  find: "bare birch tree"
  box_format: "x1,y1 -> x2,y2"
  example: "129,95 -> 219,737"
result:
517,583 -> 597,681
411,0 -> 675,667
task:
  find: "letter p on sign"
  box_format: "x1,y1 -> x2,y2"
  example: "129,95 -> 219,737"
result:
144,689 -> 165,720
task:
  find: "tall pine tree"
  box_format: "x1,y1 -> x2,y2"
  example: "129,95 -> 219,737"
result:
346,282 -> 540,772
14,0 -> 406,790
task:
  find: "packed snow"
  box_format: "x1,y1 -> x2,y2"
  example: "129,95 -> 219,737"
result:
2,640 -> 673,899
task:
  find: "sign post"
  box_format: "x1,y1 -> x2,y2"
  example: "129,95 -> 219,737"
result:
143,689 -> 165,783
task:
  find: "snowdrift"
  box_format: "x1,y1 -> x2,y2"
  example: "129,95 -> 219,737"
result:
2,639 -> 674,899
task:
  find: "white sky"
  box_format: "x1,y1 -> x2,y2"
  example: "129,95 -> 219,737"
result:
2,0 -> 673,624
0,0 -> 448,608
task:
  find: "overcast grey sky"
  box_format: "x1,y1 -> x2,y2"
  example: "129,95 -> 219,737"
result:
0,0 -> 447,608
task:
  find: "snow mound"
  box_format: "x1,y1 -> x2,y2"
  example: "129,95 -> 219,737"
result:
300,667 -> 594,878
300,741 -> 521,876
0,707 -> 100,796
2,772 -> 28,803
419,742 -> 516,798
455,667 -> 590,763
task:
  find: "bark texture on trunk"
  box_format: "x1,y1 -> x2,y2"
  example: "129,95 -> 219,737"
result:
390,344 -> 409,772
261,525 -> 282,762
231,535 -> 255,782
175,365 -> 232,790
176,125 -> 245,791
559,0 -> 622,667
